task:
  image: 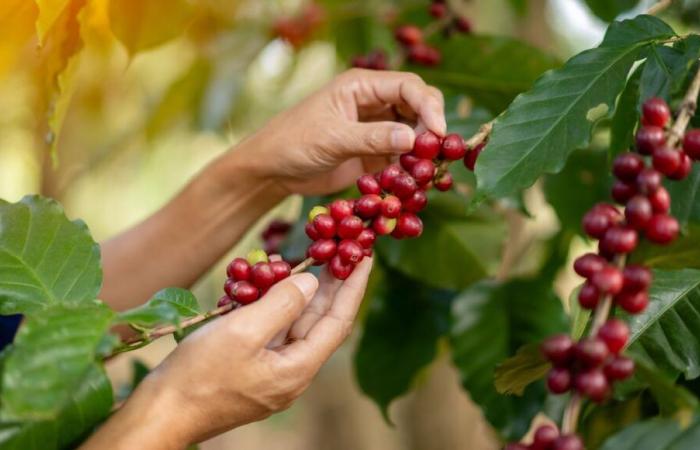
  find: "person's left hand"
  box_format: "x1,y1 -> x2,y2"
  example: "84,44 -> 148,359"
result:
220,68 -> 446,196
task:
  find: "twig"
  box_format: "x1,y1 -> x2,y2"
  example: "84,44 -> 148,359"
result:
464,121 -> 494,149
668,61 -> 700,148
562,394 -> 582,434
647,0 -> 672,16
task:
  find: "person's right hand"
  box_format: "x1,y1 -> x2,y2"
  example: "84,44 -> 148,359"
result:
82,258 -> 373,449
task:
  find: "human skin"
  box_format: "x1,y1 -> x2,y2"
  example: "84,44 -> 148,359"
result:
85,69 -> 445,448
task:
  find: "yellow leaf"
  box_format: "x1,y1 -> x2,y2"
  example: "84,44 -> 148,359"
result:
0,0 -> 38,79
108,0 -> 193,57
35,0 -> 71,43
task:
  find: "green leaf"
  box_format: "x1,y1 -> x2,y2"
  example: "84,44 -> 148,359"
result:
1,301 -> 115,420
580,396 -> 643,450
354,267 -> 453,421
570,286 -> 592,340
0,196 -> 102,315
625,269 -> 700,379
331,12 -> 396,62
116,287 -> 200,331
494,343 -> 549,396
411,35 -> 560,112
450,278 -> 568,439
599,417 -> 700,450
639,37 -> 700,105
632,224 -> 700,270
475,15 -> 676,200
610,65 -> 643,155
669,165 -> 700,227
583,0 -> 641,22
634,362 -> 698,417
0,364 -> 113,450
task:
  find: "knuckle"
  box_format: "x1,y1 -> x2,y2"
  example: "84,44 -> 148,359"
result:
402,72 -> 423,84
366,127 -> 387,150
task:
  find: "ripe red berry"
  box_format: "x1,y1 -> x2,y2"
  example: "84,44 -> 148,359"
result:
392,172 -> 418,199
414,131 -> 442,160
366,49 -> 388,70
582,206 -> 617,239
683,129 -> 700,160
541,334 -> 574,366
597,318 -> 629,354
217,295 -> 234,308
648,186 -> 671,214
574,253 -> 607,278
578,281 -> 600,309
408,44 -> 441,66
225,280 -> 259,305
429,2 -> 447,18
394,25 -> 423,46
434,172 -> 453,191
612,180 -> 638,204
313,214 -> 337,239
356,228 -> 376,249
380,164 -> 402,191
604,356 -> 635,380
380,195 -> 401,218
635,126 -> 665,155
329,255 -> 354,280
646,214 -> 679,244
652,146 -> 681,176
637,168 -> 663,194
505,444 -> 529,450
251,262 -> 276,289
411,159 -> 436,185
270,260 -> 291,282
338,215 -> 363,239
600,226 -> 638,255
547,367 -> 572,394
575,368 -> 609,402
625,195 -> 653,230
351,54 -> 370,69
355,194 -> 383,218
532,425 -> 559,450
616,289 -> 649,314
337,239 -> 364,264
613,153 -> 645,182
622,265 -> 652,292
455,16 -> 472,33
329,199 -> 354,222
400,152 -> 420,172
372,215 -> 397,235
591,266 -> 624,295
642,97 -> 671,127
357,174 -> 381,195
553,434 -> 584,450
363,247 -> 373,257
441,134 -> 466,160
397,213 -> 423,238
403,189 -> 428,213
575,337 -> 610,367
305,222 -> 320,241
308,239 -> 337,262
669,151 -> 692,180
227,258 -> 251,281
463,142 -> 485,171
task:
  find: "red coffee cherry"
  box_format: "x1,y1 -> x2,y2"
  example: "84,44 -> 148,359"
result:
463,142 -> 485,171
381,195 -> 403,218
408,44 -> 441,66
217,295 -> 234,309
251,262 -> 276,289
400,152 -> 420,172
338,239 -> 364,264
604,356 -> 635,380
227,257 -> 251,281
591,266 -> 624,295
414,131 -> 442,160
397,213 -> 423,238
329,199 -> 354,222
636,168 -> 663,194
392,172 -> 418,199
582,204 -> 620,239
578,281 -> 600,309
429,2 -> 447,18
622,265 -> 652,292
403,189 -> 428,213
575,368 -> 609,402
541,334 -> 574,366
669,151 -> 692,180
411,159 -> 436,185
532,425 -> 559,450
683,129 -> 700,159
642,97 -> 671,127
574,253 -> 607,278
441,134 -> 466,160
575,337 -> 610,367
612,180 -> 638,204
648,186 -> 671,214
613,153 -> 645,182
356,228 -> 376,249
329,254 -> 355,280
434,172 -> 453,191
455,16 -> 472,33
616,289 -> 649,314
338,215 -> 363,240
652,146 -> 681,176
547,367 -> 572,394
394,25 -> 423,46
646,214 -> 679,244
355,194 -> 383,218
313,213 -> 337,239
506,444 -> 529,450
380,164 -> 402,191
270,260 -> 291,282
635,125 -> 665,155
357,174 -> 381,195
553,434 -> 585,450
366,49 -> 388,70
305,222 -> 320,241
372,215 -> 397,235
308,239 -> 337,262
225,280 -> 259,305
600,226 -> 638,254
597,318 -> 629,354
625,195 -> 653,230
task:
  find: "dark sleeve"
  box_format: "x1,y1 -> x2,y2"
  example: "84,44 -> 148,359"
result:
0,315 -> 22,351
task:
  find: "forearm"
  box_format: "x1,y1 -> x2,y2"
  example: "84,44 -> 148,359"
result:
100,139 -> 287,312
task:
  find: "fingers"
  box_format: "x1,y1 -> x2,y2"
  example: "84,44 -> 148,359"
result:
230,273 -> 319,348
288,267 -> 343,340
341,121 -> 416,157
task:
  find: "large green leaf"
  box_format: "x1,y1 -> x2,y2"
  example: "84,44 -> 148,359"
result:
610,65 -> 643,155
625,269 -> 700,379
449,278 -> 568,439
116,287 -> 200,331
599,416 -> 700,450
632,224 -> 700,270
584,0 -> 641,22
475,15 -> 676,200
354,267 -> 453,420
1,302 -> 114,420
411,35 -> 560,112
0,364 -> 113,450
638,37 -> 700,105
669,165 -> 700,227
0,196 -> 102,315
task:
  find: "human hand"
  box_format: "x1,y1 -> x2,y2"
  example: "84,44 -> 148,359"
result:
85,258 -> 373,449
225,69 -> 446,196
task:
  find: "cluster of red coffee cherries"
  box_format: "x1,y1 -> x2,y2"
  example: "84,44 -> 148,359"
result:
218,250 -> 292,307
506,424 -> 583,450
272,3 -> 324,49
352,0 -> 472,70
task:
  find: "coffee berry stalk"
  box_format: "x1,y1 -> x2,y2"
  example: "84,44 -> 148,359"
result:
506,69 -> 700,450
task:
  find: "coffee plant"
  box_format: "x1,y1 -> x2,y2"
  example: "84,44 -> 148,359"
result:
3,1 -> 700,449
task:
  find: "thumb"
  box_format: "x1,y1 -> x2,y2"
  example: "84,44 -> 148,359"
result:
342,122 -> 415,157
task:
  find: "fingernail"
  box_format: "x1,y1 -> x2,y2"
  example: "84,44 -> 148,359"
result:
290,273 -> 319,298
391,127 -> 414,152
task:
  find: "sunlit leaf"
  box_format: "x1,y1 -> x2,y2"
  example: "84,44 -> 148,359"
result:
116,287 -> 200,331
0,0 -> 38,79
